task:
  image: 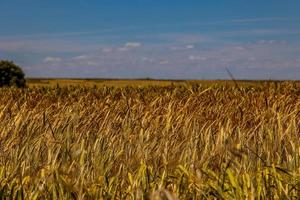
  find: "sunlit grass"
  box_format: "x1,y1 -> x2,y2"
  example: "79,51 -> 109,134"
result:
25,78 -> 282,88
0,81 -> 299,199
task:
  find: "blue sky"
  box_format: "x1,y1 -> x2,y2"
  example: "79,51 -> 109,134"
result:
0,0 -> 300,79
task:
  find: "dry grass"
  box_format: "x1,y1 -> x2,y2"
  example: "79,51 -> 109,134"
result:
26,79 -> 277,88
0,81 -> 299,199
26,79 -> 177,88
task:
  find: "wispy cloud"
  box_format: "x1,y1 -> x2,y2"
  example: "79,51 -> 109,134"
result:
0,27 -> 137,40
34,38 -> 299,79
188,55 -> 207,61
117,42 -> 142,51
1,17 -> 297,41
43,56 -> 62,63
185,45 -> 195,49
102,47 -> 113,53
72,54 -> 89,60
141,57 -> 154,63
1,19 -> 299,79
159,60 -> 169,65
124,42 -> 141,48
230,17 -> 293,23
0,38 -> 104,53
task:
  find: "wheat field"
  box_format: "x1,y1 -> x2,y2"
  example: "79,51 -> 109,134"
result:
0,81 -> 299,199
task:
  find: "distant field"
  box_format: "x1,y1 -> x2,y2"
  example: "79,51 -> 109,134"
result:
26,78 -> 300,88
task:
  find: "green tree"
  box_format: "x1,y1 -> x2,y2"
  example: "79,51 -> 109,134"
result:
0,60 -> 26,88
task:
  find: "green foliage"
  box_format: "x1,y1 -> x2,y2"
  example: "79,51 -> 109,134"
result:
0,60 -> 26,88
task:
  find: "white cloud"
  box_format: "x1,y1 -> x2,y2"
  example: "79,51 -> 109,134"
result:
43,56 -> 62,63
156,33 -> 213,44
141,57 -> 154,62
2,32 -> 299,79
231,17 -> 290,23
117,42 -> 142,52
102,48 -> 113,53
72,55 -> 89,60
118,47 -> 130,52
234,46 -> 245,51
258,40 -> 275,45
188,55 -> 207,61
257,40 -> 287,45
159,60 -> 169,64
124,42 -> 142,48
170,44 -> 195,51
185,45 -> 195,49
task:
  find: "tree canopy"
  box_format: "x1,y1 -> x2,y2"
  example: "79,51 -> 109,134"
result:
0,60 -> 26,88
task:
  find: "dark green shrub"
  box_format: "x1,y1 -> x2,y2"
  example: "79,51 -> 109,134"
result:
0,60 -> 26,88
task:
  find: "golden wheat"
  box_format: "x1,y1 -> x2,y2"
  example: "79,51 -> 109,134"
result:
0,82 -> 299,199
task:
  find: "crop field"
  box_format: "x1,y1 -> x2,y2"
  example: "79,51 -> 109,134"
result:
26,78 -> 271,88
0,80 -> 299,199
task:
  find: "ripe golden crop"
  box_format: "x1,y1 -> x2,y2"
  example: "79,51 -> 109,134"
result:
0,82 -> 299,199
